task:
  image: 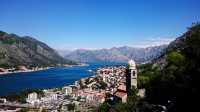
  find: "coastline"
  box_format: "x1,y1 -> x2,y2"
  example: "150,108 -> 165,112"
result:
62,63 -> 89,67
0,67 -> 52,76
0,63 -> 88,76
0,63 -> 96,97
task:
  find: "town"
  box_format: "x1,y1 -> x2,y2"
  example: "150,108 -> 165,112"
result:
0,66 -> 51,75
0,63 -> 88,75
0,60 -> 145,112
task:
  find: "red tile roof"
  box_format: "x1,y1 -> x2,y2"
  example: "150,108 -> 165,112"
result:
118,85 -> 126,92
114,91 -> 127,98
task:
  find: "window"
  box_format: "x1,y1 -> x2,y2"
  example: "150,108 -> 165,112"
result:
131,70 -> 135,76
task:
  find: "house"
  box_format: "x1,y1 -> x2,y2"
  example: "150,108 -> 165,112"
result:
0,98 -> 7,103
114,91 -> 127,103
114,84 -> 127,103
137,89 -> 145,98
26,92 -> 40,105
63,86 -> 73,95
118,84 -> 126,91
41,92 -> 57,102
0,68 -> 7,72
16,66 -> 28,71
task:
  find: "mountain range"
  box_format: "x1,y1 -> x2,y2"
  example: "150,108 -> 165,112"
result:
0,30 -> 172,67
63,45 -> 168,64
0,31 -> 76,68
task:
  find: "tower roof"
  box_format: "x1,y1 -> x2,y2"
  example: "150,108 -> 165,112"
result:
128,59 -> 136,69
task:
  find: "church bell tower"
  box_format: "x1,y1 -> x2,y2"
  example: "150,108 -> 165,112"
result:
126,59 -> 137,92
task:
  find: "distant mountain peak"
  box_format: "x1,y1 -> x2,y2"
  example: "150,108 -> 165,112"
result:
64,45 -> 168,63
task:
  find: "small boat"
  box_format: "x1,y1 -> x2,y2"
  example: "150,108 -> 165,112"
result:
88,70 -> 93,72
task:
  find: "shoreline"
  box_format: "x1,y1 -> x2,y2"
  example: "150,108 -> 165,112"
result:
0,64 -> 94,97
0,63 -> 88,76
0,66 -> 98,97
0,67 -> 52,76
0,63 -> 102,97
60,63 -> 89,67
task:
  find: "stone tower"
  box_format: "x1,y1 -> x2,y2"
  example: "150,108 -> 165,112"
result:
126,59 -> 137,92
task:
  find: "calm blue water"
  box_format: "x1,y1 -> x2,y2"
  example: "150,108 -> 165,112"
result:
0,63 -> 125,96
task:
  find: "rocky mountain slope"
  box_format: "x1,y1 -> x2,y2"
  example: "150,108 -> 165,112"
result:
0,31 -> 75,68
64,45 -> 167,63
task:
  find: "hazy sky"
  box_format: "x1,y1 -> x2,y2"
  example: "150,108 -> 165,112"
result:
0,0 -> 200,50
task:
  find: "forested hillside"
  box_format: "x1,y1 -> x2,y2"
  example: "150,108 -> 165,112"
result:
95,23 -> 200,112
0,31 -> 76,68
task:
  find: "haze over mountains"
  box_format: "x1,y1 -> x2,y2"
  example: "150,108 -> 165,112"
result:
0,31 -> 75,68
63,45 -> 168,64
0,30 -> 170,68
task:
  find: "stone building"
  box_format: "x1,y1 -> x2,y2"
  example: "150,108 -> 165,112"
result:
126,59 -> 137,93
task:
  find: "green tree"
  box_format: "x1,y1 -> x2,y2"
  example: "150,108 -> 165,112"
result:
94,103 -> 110,112
137,76 -> 150,88
99,81 -> 107,89
67,103 -> 75,111
167,51 -> 185,66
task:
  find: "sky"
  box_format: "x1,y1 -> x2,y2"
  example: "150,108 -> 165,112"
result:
0,0 -> 200,50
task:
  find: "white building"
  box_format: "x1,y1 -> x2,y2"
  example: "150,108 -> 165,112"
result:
26,92 -> 40,105
86,94 -> 94,102
0,98 -> 7,103
41,92 -> 58,102
50,93 -> 58,100
63,86 -> 73,95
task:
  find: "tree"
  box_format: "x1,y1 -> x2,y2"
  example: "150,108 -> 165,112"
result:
166,51 -> 185,66
94,103 -> 110,112
137,76 -> 150,88
146,24 -> 200,111
67,103 -> 75,111
99,81 -> 107,89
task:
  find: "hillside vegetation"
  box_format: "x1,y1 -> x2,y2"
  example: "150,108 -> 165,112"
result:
95,23 -> 200,112
144,23 -> 200,112
0,31 -> 76,68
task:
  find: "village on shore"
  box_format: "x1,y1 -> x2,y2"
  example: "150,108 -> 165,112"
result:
0,60 -> 145,112
0,63 -> 88,75
0,66 -> 51,75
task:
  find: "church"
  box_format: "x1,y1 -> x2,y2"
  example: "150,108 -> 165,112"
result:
126,59 -> 137,93
113,59 -> 137,103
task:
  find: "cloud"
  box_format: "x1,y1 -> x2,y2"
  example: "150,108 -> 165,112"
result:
53,37 -> 175,50
131,37 -> 175,48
